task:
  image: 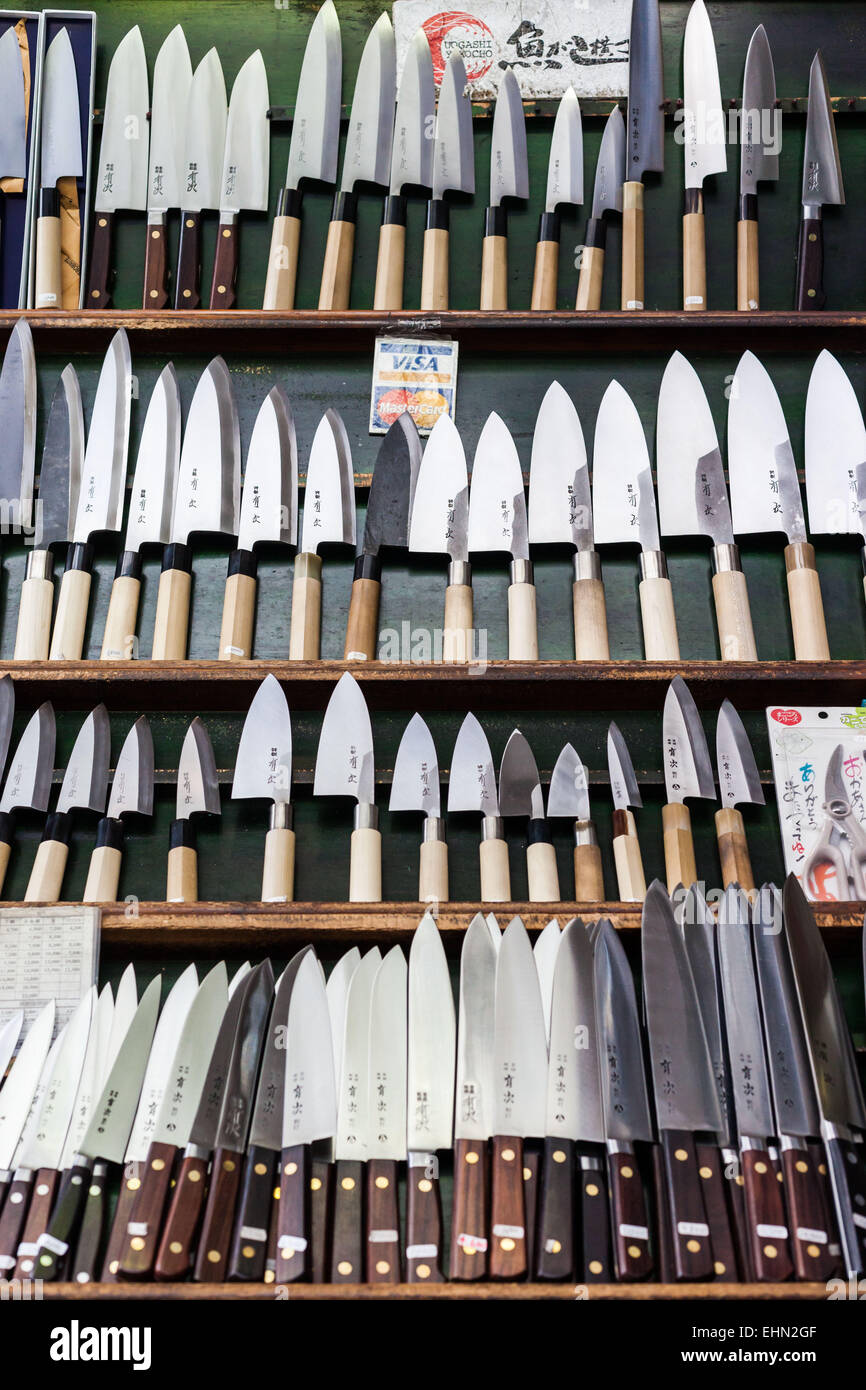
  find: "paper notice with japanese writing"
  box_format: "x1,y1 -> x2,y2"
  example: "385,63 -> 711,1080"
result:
767,705 -> 866,901
0,906 -> 100,1044
393,0 -> 630,98
370,336 -> 458,435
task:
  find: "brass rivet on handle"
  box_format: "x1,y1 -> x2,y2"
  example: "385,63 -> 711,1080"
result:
151,229 -> 160,239
223,1159 -> 236,1172
337,1260 -> 352,1276
222,228 -> 231,238
418,1178 -> 432,1193
589,1260 -> 603,1275
341,1176 -> 355,1191
281,1248 -> 294,1261
108,1260 -> 119,1274
416,1263 -> 431,1279
586,1183 -> 599,1197
217,285 -> 226,295
127,1178 -> 141,1191
621,1165 -> 634,1179
375,1175 -> 389,1190
523,1167 -> 532,1181
152,1158 -> 166,1172
285,1161 -> 297,1176
754,1161 -> 768,1174
183,289 -> 192,299
130,1237 -> 145,1252
254,1163 -> 267,1176
553,1150 -> 566,1165
310,1177 -> 322,1191
98,217 -> 107,227
502,1147 -> 515,1163
264,1270 -> 275,1284
795,1160 -> 808,1174
686,1239 -> 701,1254
714,1261 -> 726,1276
188,1169 -> 201,1183
169,1241 -> 182,1255
500,1238 -> 515,1252
627,1245 -> 641,1259
465,1151 -> 479,1166
376,1260 -> 390,1275
549,1239 -> 562,1254
763,1243 -> 778,1259
807,1244 -> 821,1258
675,1149 -> 688,1162
699,1166 -> 712,1179
273,1186 -> 281,1201
186,218 -> 194,227
242,1245 -> 255,1259
207,1250 -> 221,1264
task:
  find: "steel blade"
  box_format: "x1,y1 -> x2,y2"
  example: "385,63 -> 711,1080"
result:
125,364 -> 181,551
335,947 -> 380,1158
172,357 -> 239,543
0,703 -> 55,815
447,712 -> 499,817
740,24 -> 778,195
534,919 -> 560,1043
431,52 -> 474,201
390,28 -> 434,195
408,913 -> 455,1152
607,722 -> 642,811
0,674 -> 13,777
188,964 -> 258,1150
0,25 -> 26,178
284,949 -> 337,1148
528,381 -> 592,550
232,674 -> 292,806
593,919 -> 654,1141
180,48 -> 227,212
300,409 -> 355,553
326,947 -> 361,1122
467,412 -> 527,559
683,0 -> 726,189
286,0 -> 342,191
627,0 -> 664,180
40,28 -> 82,187
717,886 -> 776,1139
175,718 -> 220,820
219,51 -> 269,215
590,105 -> 625,219
499,729 -> 544,820
56,704 -> 110,815
0,999 -> 55,1169
408,413 -> 468,562
489,69 -> 528,205
389,712 -> 440,818
237,385 -> 296,551
592,380 -> 658,550
214,959 -> 274,1152
107,716 -> 154,820
148,25 -> 192,212
657,351 -> 732,545
81,976 -> 160,1163
716,699 -> 764,810
58,990 -> 114,1182
752,885 -> 820,1138
250,949 -> 311,1152
361,413 -> 421,555
19,988 -> 93,1169
678,885 -> 736,1147
313,672 -> 374,806
0,1009 -> 23,1082
455,913 -> 497,1142
94,25 -> 149,213
0,320 -> 37,526
73,329 -> 132,542
104,964 -> 138,1088
662,677 -> 715,804
546,919 -> 604,1141
152,962 -> 228,1148
123,964 -> 198,1163
493,917 -> 547,1137
547,743 -> 590,821
803,51 -> 844,210
728,351 -> 805,543
368,946 -> 408,1161
546,86 -> 582,211
805,349 -> 866,539
340,12 -> 395,192
35,366 -> 83,551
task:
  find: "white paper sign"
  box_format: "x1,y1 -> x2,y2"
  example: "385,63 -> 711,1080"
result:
0,906 -> 100,1045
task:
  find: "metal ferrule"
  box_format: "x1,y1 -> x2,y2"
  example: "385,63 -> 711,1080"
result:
269,802 -> 294,832
803,204 -> 822,222
784,541 -> 815,574
573,818 -> 598,849
573,550 -> 601,582
778,1133 -> 804,1154
25,549 -> 53,581
605,1139 -> 633,1157
711,542 -> 742,576
354,802 -> 378,832
422,816 -> 446,845
579,1152 -> 603,1173
739,1134 -> 762,1153
481,814 -> 505,842
509,557 -> 533,586
639,549 -> 668,582
447,559 -> 471,587
185,1143 -> 210,1164
294,551 -> 322,580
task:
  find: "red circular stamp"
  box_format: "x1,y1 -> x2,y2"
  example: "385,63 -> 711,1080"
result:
421,10 -> 495,83
770,708 -> 802,725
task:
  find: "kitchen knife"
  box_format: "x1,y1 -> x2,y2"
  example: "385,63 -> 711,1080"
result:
576,105 -> 624,310
232,675 -> 295,901
468,412 -> 536,659
86,26 -> 149,309
0,674 -> 14,793
49,330 -> 132,660
0,999 -> 54,1221
264,0 -> 342,310
728,350 -> 829,659
499,729 -> 559,903
797,52 -> 844,310
0,24 -> 26,256
737,25 -> 778,310
657,351 -> 757,660
209,50 -> 269,310
166,717 -> 220,903
607,721 -> 646,902
0,317 -> 36,556
593,379 -> 680,659
219,384 -> 296,661
289,408 -> 354,659
715,699 -> 764,891
805,349 -> 866,613
0,702 -> 55,896
0,1017 -> 70,1261
661,676 -> 715,892
363,945 -> 407,1283
531,87 -> 582,310
448,712 -> 510,901
83,716 -> 153,903
0,1011 -> 22,1085
373,28 -> 434,310
100,364 -> 181,660
143,25 -> 192,308
344,412 -> 420,660
681,0 -> 726,311
35,28 -> 82,309
330,946 -> 380,1282
622,0 -> 663,309
152,356 -> 240,659
318,12 -> 395,310
314,671 -> 380,901
175,48 -> 226,309
24,704 -> 109,903
390,712 -> 447,902
529,380 -> 608,659
480,69 -> 528,310
548,741 -> 602,902
451,912 -> 497,1280
420,52 -> 474,310
533,920 -> 560,1050
408,412 -> 472,661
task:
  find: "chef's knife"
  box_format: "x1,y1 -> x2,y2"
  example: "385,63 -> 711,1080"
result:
499,729 -> 559,902
0,317 -> 36,552
622,0 -> 663,309
480,69 -> 528,310
468,412 -> 536,659
175,48 -> 226,309
0,24 -> 26,256
0,1010 -> 22,1086
661,676 -> 715,893
24,704 -> 109,903
0,702 -> 55,895
576,105 -> 624,310
362,945 -> 407,1283
143,25 -> 192,308
166,717 -> 220,903
232,674 -> 294,901
35,28 -> 82,310
373,28 -> 434,310
83,716 -> 153,903
531,87 -> 582,310
715,699 -> 763,891
0,999 -> 54,1220
797,52 -> 844,310
681,0 -> 726,311
534,919 -> 560,1045
451,913 -> 497,1280
607,721 -> 646,902
737,25 -> 778,310
330,946 -> 380,1282
289,408 -> 354,659
314,671 -> 380,901
448,712 -> 510,901
420,52 -> 474,310
549,741 -> 602,902
805,349 -> 866,614
390,712 -> 447,902
408,412 -> 472,661
0,1017 -> 70,1262
209,50 -> 269,310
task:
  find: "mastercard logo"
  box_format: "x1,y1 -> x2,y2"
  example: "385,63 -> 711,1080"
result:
421,10 -> 495,84
378,388 -> 450,431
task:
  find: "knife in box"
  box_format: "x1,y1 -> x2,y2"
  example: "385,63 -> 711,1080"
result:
83,716 -> 153,903
209,51 -> 269,310
408,412 -> 473,662
622,0 -> 663,310
166,717 -> 220,903
548,742 -> 602,902
448,712 -> 511,902
175,49 -> 226,310
232,675 -> 295,902
499,730 -> 560,903
0,25 -> 27,243
24,704 -> 110,903
0,702 -> 55,896
797,52 -> 844,311
420,52 -> 474,311
681,0 -> 726,311
480,69 -> 528,310
373,29 -> 434,311
35,28 -> 82,310
0,319 -> 36,584
607,722 -> 646,902
531,87 -> 582,311
576,106 -> 624,310
143,25 -> 192,309
737,25 -> 778,310
289,409 -> 354,660
450,912 -> 497,1280
390,713 -> 447,903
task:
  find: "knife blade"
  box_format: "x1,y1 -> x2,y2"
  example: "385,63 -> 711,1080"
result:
87,25 -> 149,309
390,712 -> 447,904
622,0 -> 663,310
715,699 -> 764,891
144,25 -> 192,308
448,712 -> 510,902
361,945 -> 407,1284
728,350 -> 829,659
330,946 -> 380,1282
0,674 -> 13,785
661,676 -> 715,893
0,319 -> 36,543
0,25 -> 26,190
0,1010 -> 22,1084
232,674 -> 294,904
0,998 -> 55,1223
420,51 -> 474,310
450,913 -> 497,1280
314,671 -> 379,901
175,48 -> 226,309
0,1015 -> 67,1259
549,742 -> 602,903
209,50 -> 269,310
480,68 -> 528,310
531,86 -> 582,310
468,412 -> 536,659
82,715 -> 153,905
738,25 -> 778,310
805,350 -> 866,591
35,27 -> 82,309
289,408 -> 354,659
681,0 -> 726,311
576,105 -> 625,310
0,702 -> 55,895
607,721 -> 646,902
166,717 -> 220,904
500,729 -> 560,903
374,28 -> 434,310
408,412 -> 472,661
24,704 -> 109,904
797,51 -> 844,310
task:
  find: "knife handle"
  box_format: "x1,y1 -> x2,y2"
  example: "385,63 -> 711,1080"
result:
711,558 -> 758,661
795,211 -> 825,310
620,182 -> 645,310
344,555 -> 382,661
86,210 -> 115,310
442,571 -> 474,662
0,1170 -> 33,1275
289,552 -> 322,660
638,557 -> 680,661
823,1134 -> 866,1276
275,1144 -> 310,1283
175,210 -> 202,309
649,1140 -> 677,1282
737,199 -> 760,310
572,552 -> 610,659
578,1150 -> 613,1282
784,543 -> 830,660
49,543 -> 94,660
262,821 -> 296,903
419,830 -> 449,905
523,1141 -> 542,1272
330,1158 -> 364,1282
265,1166 -> 280,1285
83,817 -> 124,903
34,1159 -> 91,1282
365,1158 -> 401,1282
12,1168 -> 59,1281
349,821 -> 382,903
118,1143 -> 177,1280
143,213 -> 170,309
694,1141 -> 740,1281
373,196 -> 407,311
489,1135 -> 527,1279
70,1160 -> 109,1284
573,821 -> 603,902
24,811 -> 70,903
575,219 -> 606,311
420,200 -> 450,310
193,1146 -> 243,1282
101,551 -> 143,660
536,1136 -> 575,1280
318,192 -> 357,310
682,190 -> 706,312
167,820 -> 198,904
479,831 -> 511,903
210,214 -> 240,310
508,560 -> 538,660
662,803 -> 698,897
227,1144 -> 276,1281
612,810 -> 647,903
15,551 -> 54,659
780,1141 -> 838,1282
219,550 -> 258,661
480,208 -> 508,310
741,1144 -> 794,1281
450,1138 -> 489,1280
154,1151 -> 210,1281
264,189 -> 303,310
310,1154 -> 332,1284
0,813 -> 13,897
406,1151 -> 445,1283
152,543 -> 193,660
526,818 -> 560,902
607,1145 -> 654,1280
102,1161 -> 144,1279
660,1129 -> 715,1280
714,808 -> 755,894
34,192 -> 63,309
530,212 -> 559,311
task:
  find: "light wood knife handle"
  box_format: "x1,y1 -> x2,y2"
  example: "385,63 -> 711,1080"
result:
682,202 -> 707,311
373,198 -> 406,311
15,569 -> 53,660
662,802 -> 697,895
507,576 -> 538,660
576,222 -> 606,310
450,1138 -> 489,1281
737,208 -> 760,311
101,572 -> 141,661
24,819 -> 69,902
572,575 -> 610,660
83,820 -> 123,902
612,809 -> 646,902
118,1142 -> 176,1280
711,566 -> 757,661
261,824 -> 295,903
638,574 -> 680,661
218,559 -> 257,661
344,562 -> 382,661
480,225 -> 508,310
154,1152 -> 209,1281
530,214 -> 559,310
0,831 -> 12,898
785,543 -> 830,660
49,564 -> 91,660
714,806 -> 755,892
263,191 -> 302,310
573,840 -> 604,902
527,838 -> 560,903
443,581 -> 474,662
419,836 -> 448,904
35,208 -> 63,309
318,194 -> 357,310
289,553 -> 322,660
621,182 -> 645,310
152,545 -> 192,660
167,822 -> 197,904
479,835 -> 511,902
349,824 -> 382,903
489,1135 -> 527,1279
420,207 -> 449,311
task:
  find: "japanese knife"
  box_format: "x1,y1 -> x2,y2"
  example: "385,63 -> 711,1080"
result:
657,351 -> 757,660
175,48 -> 227,309
576,105 -> 624,310
529,380 -> 608,659
363,945 -> 407,1283
0,25 -> 26,255
681,0 -> 726,311
344,412 -> 420,661
0,318 -> 35,549
209,50 -> 269,310
480,69 -> 528,310
24,704 -> 109,903
593,379 -> 680,659
87,26 -> 149,309
219,384 -> 296,661
549,741 -> 602,902
143,25 -> 192,308
152,356 -> 240,659
728,350 -> 829,659
797,52 -> 844,310
35,28 -> 82,309
531,87 -> 582,311
0,1010 -> 22,1086
715,699 -> 763,891
314,672 -> 380,901
0,702 -> 55,896
166,718 -> 220,903
468,412 -> 536,659
390,712 -> 447,902
264,0 -> 342,310
49,330 -> 132,660
289,409 -> 354,660
533,919 -> 560,1043
0,998 -> 54,1219
622,0 -> 663,310
737,25 -> 778,310
83,716 -> 153,903
607,721 -> 646,902
451,912 -> 497,1280
420,52 -> 474,310
330,945 -> 380,1282
805,349 -> 866,614
499,729 -> 559,902
232,674 -> 294,901
661,676 -> 714,893
448,712 -> 510,902
318,12 -> 395,310
373,28 -> 434,310
100,364 -> 181,660
408,412 -> 472,661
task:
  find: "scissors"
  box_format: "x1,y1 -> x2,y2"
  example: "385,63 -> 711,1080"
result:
803,743 -> 866,900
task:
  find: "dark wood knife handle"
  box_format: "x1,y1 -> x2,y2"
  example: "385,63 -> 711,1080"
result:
695,1141 -> 740,1281
536,1136 -> 575,1280
607,1146 -> 654,1281
71,1160 -> 108,1284
154,1152 -> 209,1281
276,1143 -> 310,1284
227,1144 -> 275,1282
824,1135 -> 866,1275
143,215 -> 170,309
265,1173 -> 280,1286
0,1170 -> 33,1273
578,1151 -> 613,1283
449,1138 -> 489,1280
406,1153 -> 445,1283
118,1142 -> 176,1279
193,1146 -> 243,1282
523,1141 -> 541,1273
12,1168 -> 58,1280
795,215 -> 825,310
489,1135 -> 527,1280
175,210 -> 202,309
34,1160 -> 91,1282
741,1145 -> 794,1281
330,1159 -> 363,1283
649,1141 -> 676,1283
102,1161 -> 143,1280
781,1143 -> 838,1281
210,217 -> 240,310
310,1155 -> 332,1284
365,1158 -> 401,1283
723,1149 -> 753,1281
661,1129 -> 715,1280
86,210 -> 114,310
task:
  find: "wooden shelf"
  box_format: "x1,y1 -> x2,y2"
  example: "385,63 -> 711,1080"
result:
39,1280 -> 828,1301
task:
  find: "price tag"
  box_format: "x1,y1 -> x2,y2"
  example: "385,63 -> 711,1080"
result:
0,906 -> 100,1048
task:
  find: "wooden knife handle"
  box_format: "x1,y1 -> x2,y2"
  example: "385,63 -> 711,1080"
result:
318,193 -> 357,310
265,1166 -> 280,1285
612,809 -> 647,902
620,182 -> 645,310
694,1141 -> 740,1281
406,1152 -> 445,1283
210,215 -> 240,310
442,580 -> 474,662
527,831 -> 560,903
86,211 -> 114,310
714,807 -> 755,893
737,202 -> 760,311
83,818 -> 124,903
289,552 -> 322,660
70,1160 -> 108,1284
507,575 -> 539,660
193,1146 -> 243,1282
310,1155 -> 332,1284
530,213 -> 559,311
34,1160 -> 91,1282
175,210 -> 202,309
723,1148 -> 753,1281
607,1146 -> 653,1280
143,214 -> 170,309
49,544 -> 94,660
330,1158 -> 363,1283
101,553 -> 143,660
577,1151 -> 613,1282
480,208 -> 508,310
573,836 -> 604,903
711,565 -> 758,662
365,1158 -> 401,1283
450,1138 -> 489,1281
152,544 -> 193,660
781,1143 -> 838,1282
373,197 -> 407,311
420,201 -> 450,310
419,835 -> 449,905
344,557 -> 382,661
11,1169 -> 57,1280
276,1143 -> 310,1283
741,1145 -> 794,1281
682,195 -> 706,311
218,553 -> 257,661
154,1152 -> 210,1281
822,1135 -> 866,1276
638,573 -> 680,661
785,543 -> 830,660
227,1144 -> 276,1281
34,199 -> 63,309
263,189 -> 302,310
15,559 -> 54,659
348,825 -> 382,903
572,575 -> 610,660
118,1143 -> 177,1279
660,1129 -> 715,1280
576,219 -> 606,310
489,1135 -> 527,1279
102,1162 -> 143,1280
262,825 -> 295,903
795,213 -> 825,310
479,834 -> 511,903
0,1170 -> 33,1274
24,813 -> 70,903
167,820 -> 198,904
662,802 -> 698,896
536,1136 -> 575,1280
0,821 -> 12,898
649,1140 -> 677,1282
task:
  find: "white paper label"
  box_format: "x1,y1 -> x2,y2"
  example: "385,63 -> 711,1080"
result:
277,1234 -> 308,1252
457,1232 -> 488,1253
369,1229 -> 399,1244
407,1243 -> 438,1258
492,1223 -> 524,1239
676,1221 -> 710,1238
619,1224 -> 649,1240
756,1223 -> 788,1240
796,1227 -> 827,1244
239,1226 -> 268,1242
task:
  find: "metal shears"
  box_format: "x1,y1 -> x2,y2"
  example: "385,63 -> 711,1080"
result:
803,743 -> 866,900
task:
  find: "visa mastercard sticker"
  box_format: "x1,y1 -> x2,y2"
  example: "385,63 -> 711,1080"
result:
370,337 -> 458,435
